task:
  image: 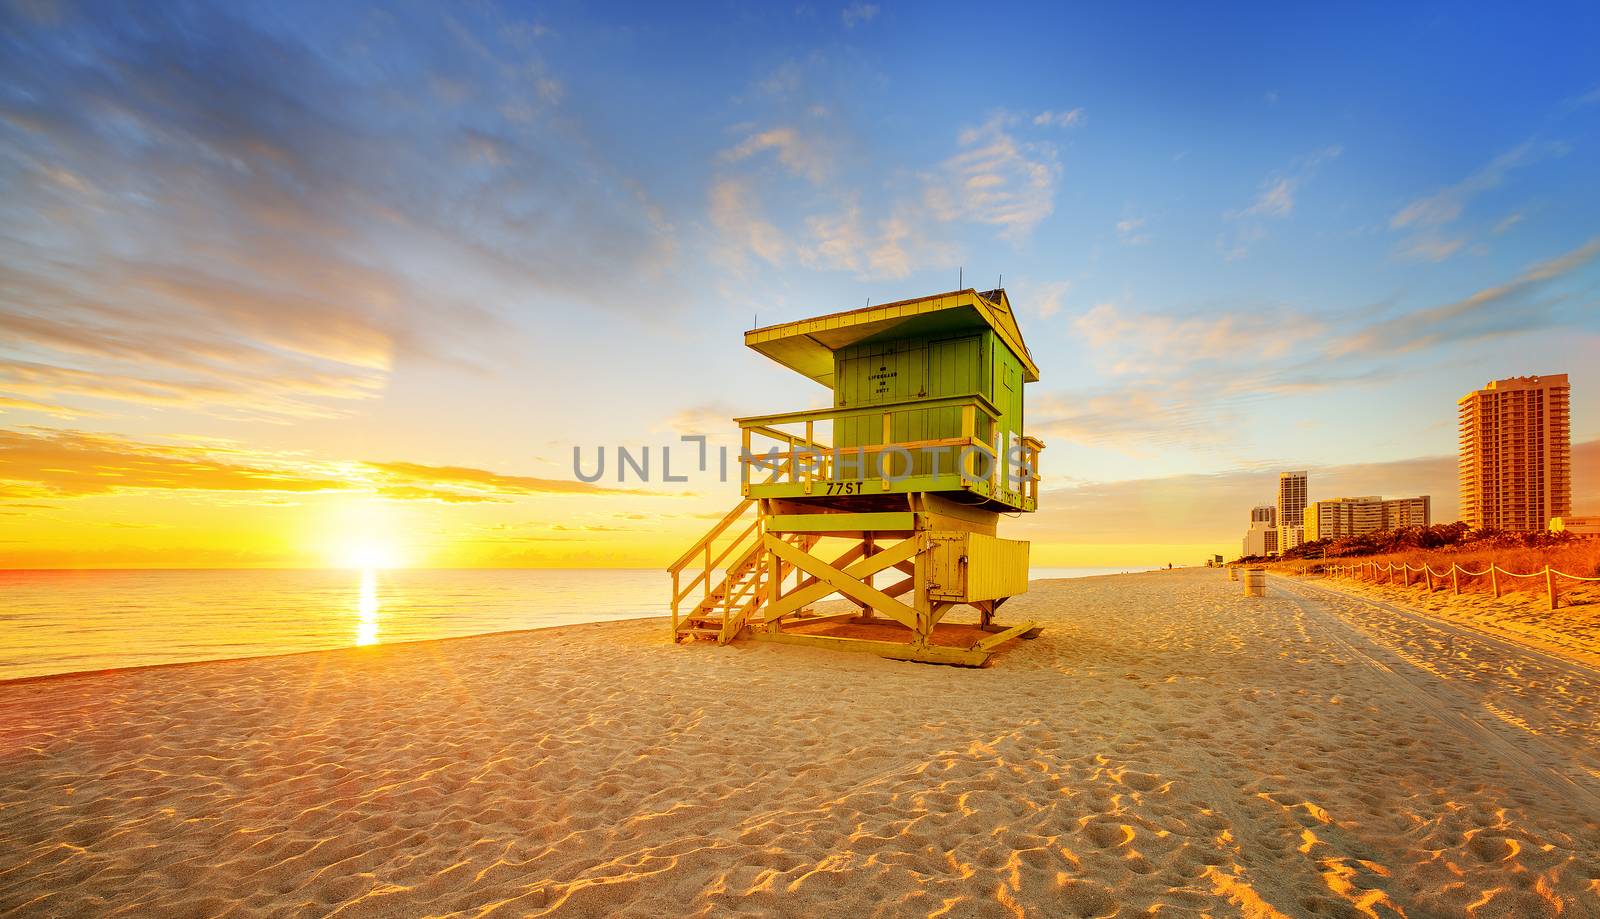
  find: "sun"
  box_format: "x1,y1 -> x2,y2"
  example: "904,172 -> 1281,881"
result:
339,540 -> 402,570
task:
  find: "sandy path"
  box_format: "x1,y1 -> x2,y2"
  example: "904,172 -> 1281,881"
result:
1274,576 -> 1600,790
2,570 -> 1597,917
1299,570 -> 1600,671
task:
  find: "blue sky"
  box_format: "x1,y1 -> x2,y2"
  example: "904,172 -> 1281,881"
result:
1,0 -> 1597,565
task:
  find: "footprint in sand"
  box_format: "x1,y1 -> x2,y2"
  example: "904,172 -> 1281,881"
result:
1117,770 -> 1163,792
1081,819 -> 1135,849
1466,832 -> 1520,862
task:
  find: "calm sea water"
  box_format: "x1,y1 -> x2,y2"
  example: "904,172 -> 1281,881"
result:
0,567 -> 1153,682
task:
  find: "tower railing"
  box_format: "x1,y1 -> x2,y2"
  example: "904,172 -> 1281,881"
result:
732,395 -> 1039,504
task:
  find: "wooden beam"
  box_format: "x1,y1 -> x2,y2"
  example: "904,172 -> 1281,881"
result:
794,541 -> 868,592
879,575 -> 915,598
787,608 -> 861,626
767,512 -> 917,533
750,630 -> 991,667
972,620 -> 1040,653
759,536 -> 920,626
858,534 -> 876,619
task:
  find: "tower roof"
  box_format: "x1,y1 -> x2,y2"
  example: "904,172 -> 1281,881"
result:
745,288 -> 1040,390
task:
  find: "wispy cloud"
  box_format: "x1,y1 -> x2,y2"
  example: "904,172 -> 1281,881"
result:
1033,108 -> 1085,129
1220,147 -> 1341,259
924,115 -> 1061,240
1240,178 -> 1297,218
1029,280 -> 1072,319
0,429 -> 348,498
1329,236 -> 1600,356
711,114 -> 1029,278
0,3 -> 679,423
709,178 -> 789,268
1388,140 -> 1565,261
362,461 -> 652,498
1391,141 -> 1554,229
1115,216 -> 1151,245
1493,212 -> 1525,235
841,3 -> 879,27
1051,301 -> 1363,454
1031,385 -> 1230,451
0,428 -> 650,500
1075,302 -> 1323,377
1395,236 -> 1466,263
720,126 -> 831,184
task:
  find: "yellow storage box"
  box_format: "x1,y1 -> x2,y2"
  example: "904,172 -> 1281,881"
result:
926,531 -> 1030,602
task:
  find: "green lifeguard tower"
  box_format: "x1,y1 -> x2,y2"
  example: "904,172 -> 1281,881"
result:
667,288 -> 1044,666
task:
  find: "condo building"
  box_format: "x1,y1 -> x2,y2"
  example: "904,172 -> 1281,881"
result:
1457,374 -> 1571,532
1241,504 -> 1279,557
1242,520 -> 1279,558
1277,470 -> 1308,551
1305,495 -> 1432,541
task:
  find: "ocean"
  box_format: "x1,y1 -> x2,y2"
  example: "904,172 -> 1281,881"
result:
0,566 -> 1156,681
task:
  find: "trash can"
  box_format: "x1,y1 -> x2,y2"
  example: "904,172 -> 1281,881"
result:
1243,568 -> 1267,597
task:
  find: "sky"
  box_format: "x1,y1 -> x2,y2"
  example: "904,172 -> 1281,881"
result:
1,0 -> 1598,568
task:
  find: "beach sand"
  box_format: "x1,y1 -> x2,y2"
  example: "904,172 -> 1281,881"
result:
1311,568 -> 1600,671
2,569 -> 1598,917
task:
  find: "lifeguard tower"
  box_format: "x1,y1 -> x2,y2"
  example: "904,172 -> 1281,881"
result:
667,288 -> 1044,666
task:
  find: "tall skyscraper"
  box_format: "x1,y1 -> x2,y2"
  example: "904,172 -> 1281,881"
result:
1277,470 -> 1308,550
1458,374 -> 1571,532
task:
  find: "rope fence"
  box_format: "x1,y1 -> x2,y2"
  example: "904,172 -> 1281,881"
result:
1320,559 -> 1600,610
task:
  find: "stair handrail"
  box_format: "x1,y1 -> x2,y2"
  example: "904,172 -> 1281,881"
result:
667,497 -> 754,573
668,498 -> 764,634
672,516 -> 760,610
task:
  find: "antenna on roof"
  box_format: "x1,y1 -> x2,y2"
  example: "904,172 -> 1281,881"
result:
959,267 -> 963,290
753,312 -> 758,328
865,298 -> 871,308
997,274 -> 1002,290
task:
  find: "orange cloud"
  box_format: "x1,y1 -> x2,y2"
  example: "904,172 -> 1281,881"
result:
361,461 -> 651,497
0,429 -> 661,501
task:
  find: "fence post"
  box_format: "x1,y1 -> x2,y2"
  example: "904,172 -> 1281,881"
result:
1425,567 -> 1433,592
1491,565 -> 1500,598
1403,566 -> 1411,587
1546,565 -> 1556,610
1451,565 -> 1459,595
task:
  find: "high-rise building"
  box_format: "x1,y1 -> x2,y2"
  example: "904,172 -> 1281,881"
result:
1458,374 -> 1571,532
1306,495 -> 1431,541
1277,471 -> 1308,551
1242,504 -> 1279,557
1242,520 -> 1279,558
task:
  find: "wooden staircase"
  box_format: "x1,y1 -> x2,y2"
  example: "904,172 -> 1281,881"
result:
668,499 -> 814,644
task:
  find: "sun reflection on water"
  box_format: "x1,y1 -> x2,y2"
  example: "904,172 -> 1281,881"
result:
356,568 -> 380,646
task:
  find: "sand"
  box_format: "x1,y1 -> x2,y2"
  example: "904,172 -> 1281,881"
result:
1309,568 -> 1600,671
2,569 -> 1597,917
